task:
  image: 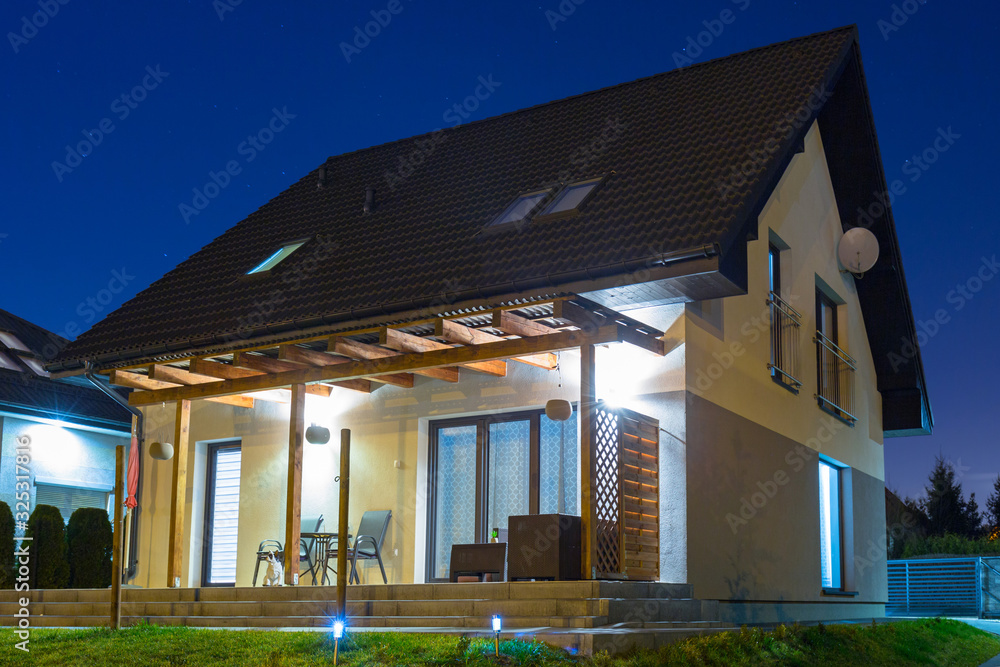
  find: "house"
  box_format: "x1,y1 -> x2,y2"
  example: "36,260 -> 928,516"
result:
0,309 -> 133,529
46,25 -> 931,625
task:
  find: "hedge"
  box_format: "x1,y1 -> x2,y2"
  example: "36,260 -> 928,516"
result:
25,505 -> 69,589
67,507 -> 113,588
0,502 -> 14,588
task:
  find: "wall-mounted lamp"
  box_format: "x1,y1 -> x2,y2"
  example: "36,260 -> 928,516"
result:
306,424 -> 331,445
544,399 -> 572,422
149,442 -> 174,460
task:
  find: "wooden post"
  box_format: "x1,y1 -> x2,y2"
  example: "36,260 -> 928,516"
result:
110,426 -> 127,630
167,399 -> 191,588
580,344 -> 597,580
336,429 -> 350,620
284,384 -> 306,585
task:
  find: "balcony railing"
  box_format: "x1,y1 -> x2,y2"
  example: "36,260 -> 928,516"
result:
814,330 -> 857,423
767,291 -> 802,390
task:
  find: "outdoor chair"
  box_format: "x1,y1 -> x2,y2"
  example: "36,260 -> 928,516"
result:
251,515 -> 325,586
299,515 -> 325,585
328,510 -> 391,584
252,539 -> 283,586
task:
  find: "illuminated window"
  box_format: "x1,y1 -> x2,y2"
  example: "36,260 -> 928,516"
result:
539,178 -> 602,216
819,459 -> 843,590
489,190 -> 552,227
0,331 -> 30,352
247,241 -> 306,274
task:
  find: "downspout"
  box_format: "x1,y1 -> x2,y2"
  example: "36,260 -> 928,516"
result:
84,365 -> 142,581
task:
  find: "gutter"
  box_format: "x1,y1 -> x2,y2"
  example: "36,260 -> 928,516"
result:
84,367 -> 141,582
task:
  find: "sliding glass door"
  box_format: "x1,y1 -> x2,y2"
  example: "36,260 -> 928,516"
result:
427,409 -> 577,582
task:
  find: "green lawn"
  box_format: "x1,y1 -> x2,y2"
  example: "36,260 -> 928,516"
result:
0,618 -> 996,666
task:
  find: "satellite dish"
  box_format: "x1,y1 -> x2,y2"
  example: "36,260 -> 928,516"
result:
838,227 -> 879,277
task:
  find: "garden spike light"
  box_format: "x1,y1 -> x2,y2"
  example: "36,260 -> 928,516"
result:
492,615 -> 502,656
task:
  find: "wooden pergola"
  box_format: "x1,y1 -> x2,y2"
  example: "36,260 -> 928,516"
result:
103,296 -> 666,588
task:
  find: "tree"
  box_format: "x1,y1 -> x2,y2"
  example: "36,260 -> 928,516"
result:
986,474 -> 1000,530
25,505 -> 69,589
67,508 -> 113,588
921,456 -> 981,538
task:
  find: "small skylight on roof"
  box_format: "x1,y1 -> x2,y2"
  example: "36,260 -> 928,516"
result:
540,178 -> 602,216
0,351 -> 20,371
0,331 -> 30,353
247,241 -> 306,274
20,357 -> 49,377
489,189 -> 552,227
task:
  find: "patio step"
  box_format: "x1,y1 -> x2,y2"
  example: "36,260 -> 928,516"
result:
0,581 -> 717,638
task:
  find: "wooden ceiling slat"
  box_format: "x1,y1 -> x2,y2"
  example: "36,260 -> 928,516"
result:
278,345 -> 415,388
109,370 -> 254,408
434,319 -> 556,370
330,337 -> 460,383
232,352 -> 372,394
380,327 -> 507,377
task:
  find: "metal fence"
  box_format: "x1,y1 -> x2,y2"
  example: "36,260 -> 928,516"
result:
887,558 -> 981,617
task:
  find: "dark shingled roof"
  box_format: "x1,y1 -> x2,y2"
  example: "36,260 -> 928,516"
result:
0,309 -> 131,431
48,26 -> 931,435
54,26 -> 856,365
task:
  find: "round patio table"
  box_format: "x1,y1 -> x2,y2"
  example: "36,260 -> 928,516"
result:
301,532 -> 351,585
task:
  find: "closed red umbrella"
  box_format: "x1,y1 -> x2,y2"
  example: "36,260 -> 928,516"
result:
125,434 -> 139,509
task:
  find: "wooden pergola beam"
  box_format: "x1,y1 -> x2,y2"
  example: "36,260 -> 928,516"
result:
233,352 -> 370,395
167,399 -> 190,587
380,327 -> 507,377
331,337 -> 460,383
434,318 -> 556,370
278,345 -> 415,388
284,384 -> 305,585
129,326 -> 622,406
109,370 -> 254,408
491,309 -> 558,337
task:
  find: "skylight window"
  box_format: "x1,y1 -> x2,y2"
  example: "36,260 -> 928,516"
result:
540,178 -> 602,216
0,352 -> 20,371
0,331 -> 30,352
247,241 -> 306,274
489,190 -> 552,227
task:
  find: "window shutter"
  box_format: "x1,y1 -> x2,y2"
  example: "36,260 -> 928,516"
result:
35,484 -> 108,523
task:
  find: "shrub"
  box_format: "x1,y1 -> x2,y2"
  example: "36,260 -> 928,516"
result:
67,507 -> 113,588
25,505 -> 69,589
0,502 -> 14,588
901,532 -> 1000,558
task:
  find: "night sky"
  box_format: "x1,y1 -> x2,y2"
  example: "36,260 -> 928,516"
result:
1,2 -> 996,505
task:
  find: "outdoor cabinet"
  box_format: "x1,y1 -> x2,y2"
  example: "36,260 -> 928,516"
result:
507,514 -> 582,580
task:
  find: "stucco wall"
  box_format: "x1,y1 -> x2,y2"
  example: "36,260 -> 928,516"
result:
686,393 -> 886,610
0,414 -> 127,523
684,120 -> 884,481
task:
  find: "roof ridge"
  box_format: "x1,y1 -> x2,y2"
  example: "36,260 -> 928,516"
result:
319,25 -> 858,168
0,307 -> 66,345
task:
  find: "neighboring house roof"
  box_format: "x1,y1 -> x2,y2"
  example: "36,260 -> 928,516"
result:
0,309 -> 131,432
49,25 -> 931,435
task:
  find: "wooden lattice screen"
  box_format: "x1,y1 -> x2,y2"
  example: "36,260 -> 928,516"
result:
592,403 -> 659,581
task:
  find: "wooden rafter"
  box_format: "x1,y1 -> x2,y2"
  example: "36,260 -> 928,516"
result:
331,337 -> 460,383
109,370 -> 254,408
380,327 -> 507,377
278,345 -> 415,388
434,318 -> 557,370
492,309 -> 558,337
128,326 -> 624,406
232,352 -> 371,394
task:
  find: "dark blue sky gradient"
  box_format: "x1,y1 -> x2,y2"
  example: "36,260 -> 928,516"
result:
1,2 -> 997,503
